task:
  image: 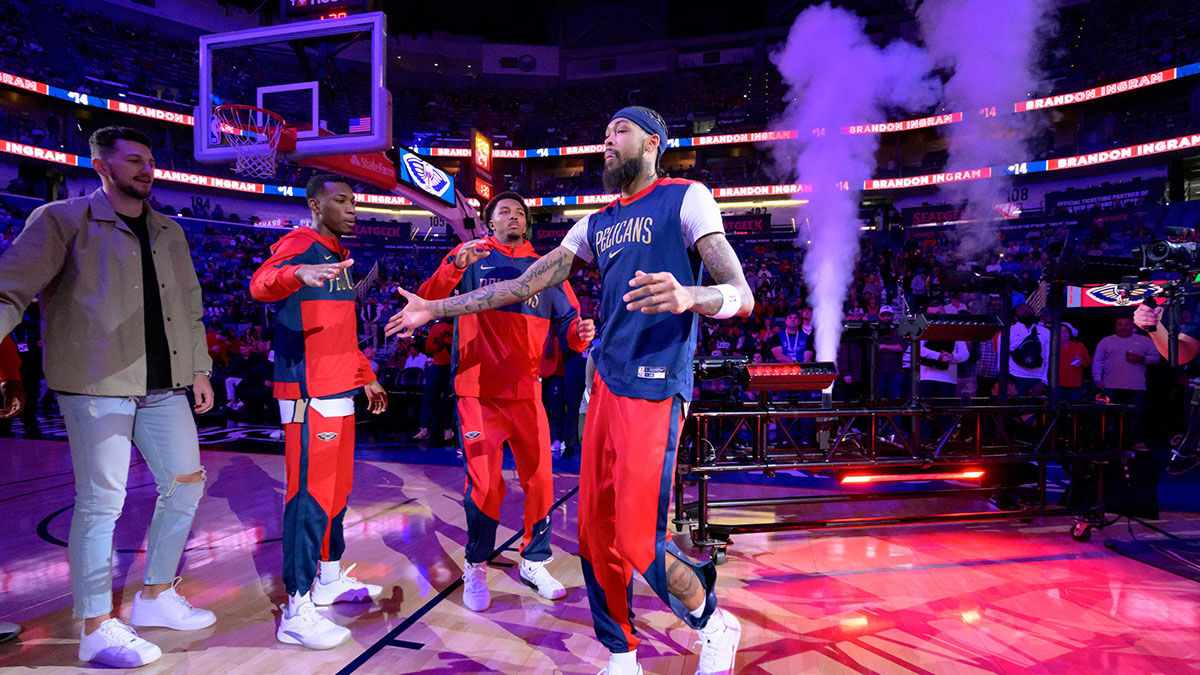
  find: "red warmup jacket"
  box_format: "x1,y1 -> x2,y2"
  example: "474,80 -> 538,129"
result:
250,227 -> 375,399
0,336 -> 20,381
420,236 -> 589,400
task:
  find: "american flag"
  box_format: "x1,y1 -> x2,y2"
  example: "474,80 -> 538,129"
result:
348,117 -> 371,133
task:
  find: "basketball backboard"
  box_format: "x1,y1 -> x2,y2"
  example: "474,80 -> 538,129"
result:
194,12 -> 391,165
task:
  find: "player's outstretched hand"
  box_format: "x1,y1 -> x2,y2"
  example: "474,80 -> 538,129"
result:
577,318 -> 596,343
623,270 -> 694,314
364,379 -> 388,415
294,258 -> 354,287
384,287 -> 434,339
453,239 -> 492,270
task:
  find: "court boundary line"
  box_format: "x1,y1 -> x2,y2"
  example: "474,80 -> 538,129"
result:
336,485 -> 580,674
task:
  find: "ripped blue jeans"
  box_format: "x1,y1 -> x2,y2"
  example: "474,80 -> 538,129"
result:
58,389 -> 205,619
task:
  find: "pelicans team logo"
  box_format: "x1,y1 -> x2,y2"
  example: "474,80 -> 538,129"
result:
1084,283 -> 1160,306
402,154 -> 451,196
316,432 -> 339,442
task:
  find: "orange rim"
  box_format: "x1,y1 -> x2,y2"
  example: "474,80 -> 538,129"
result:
213,104 -> 287,135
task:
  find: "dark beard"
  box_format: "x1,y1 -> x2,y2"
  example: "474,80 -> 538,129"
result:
602,154 -> 645,193
117,178 -> 151,201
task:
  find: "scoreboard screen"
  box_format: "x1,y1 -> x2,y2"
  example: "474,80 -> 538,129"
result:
282,0 -> 371,20
470,128 -> 494,202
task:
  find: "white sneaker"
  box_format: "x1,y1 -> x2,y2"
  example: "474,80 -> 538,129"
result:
551,440 -> 565,457
311,563 -> 383,605
276,600 -> 351,650
78,618 -> 162,668
0,620 -> 19,643
461,562 -> 491,612
598,666 -> 643,675
131,578 -> 216,631
694,609 -> 742,675
519,558 -> 567,600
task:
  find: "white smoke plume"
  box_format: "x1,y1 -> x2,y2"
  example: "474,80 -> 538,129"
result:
916,0 -> 1058,262
771,3 -> 939,361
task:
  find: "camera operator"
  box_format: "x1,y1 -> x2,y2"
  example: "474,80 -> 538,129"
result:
1134,303 -> 1200,364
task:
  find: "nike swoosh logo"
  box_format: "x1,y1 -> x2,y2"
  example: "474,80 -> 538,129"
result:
481,265 -> 495,270
322,255 -> 334,261
608,248 -> 624,259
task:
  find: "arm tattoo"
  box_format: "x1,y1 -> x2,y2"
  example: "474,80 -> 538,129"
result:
690,233 -> 753,317
432,246 -> 579,318
666,559 -> 703,604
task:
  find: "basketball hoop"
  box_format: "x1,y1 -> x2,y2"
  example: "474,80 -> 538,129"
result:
212,104 -> 296,179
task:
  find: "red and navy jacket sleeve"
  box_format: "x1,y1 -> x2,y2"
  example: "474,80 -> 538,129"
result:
0,335 -> 21,382
250,235 -> 310,302
419,243 -> 472,300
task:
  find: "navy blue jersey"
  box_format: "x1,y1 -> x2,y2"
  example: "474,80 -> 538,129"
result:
564,178 -> 724,401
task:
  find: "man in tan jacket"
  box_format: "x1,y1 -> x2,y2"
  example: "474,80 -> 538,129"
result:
0,126 -> 217,667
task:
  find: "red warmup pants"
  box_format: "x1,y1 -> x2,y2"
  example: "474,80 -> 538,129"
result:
458,396 -> 555,563
282,404 -> 356,595
578,376 -> 717,653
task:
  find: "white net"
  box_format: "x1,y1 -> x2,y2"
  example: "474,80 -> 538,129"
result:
213,105 -> 285,179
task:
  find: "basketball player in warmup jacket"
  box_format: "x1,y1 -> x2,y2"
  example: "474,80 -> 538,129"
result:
250,174 -> 389,650
386,107 -> 753,675
418,191 -> 594,611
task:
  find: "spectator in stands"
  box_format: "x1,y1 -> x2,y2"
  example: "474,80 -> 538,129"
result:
1058,323 -> 1091,401
1093,315 -> 1160,449
413,319 -> 454,442
918,307 -> 968,398
0,126 -> 215,668
767,311 -> 806,363
1009,303 -> 1051,395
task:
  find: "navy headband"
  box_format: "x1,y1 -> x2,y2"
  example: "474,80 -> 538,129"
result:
610,106 -> 668,157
